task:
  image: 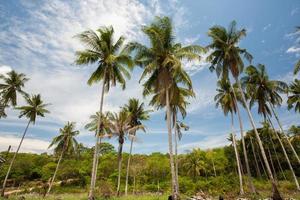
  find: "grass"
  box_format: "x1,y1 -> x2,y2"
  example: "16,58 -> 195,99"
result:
1,194 -> 169,200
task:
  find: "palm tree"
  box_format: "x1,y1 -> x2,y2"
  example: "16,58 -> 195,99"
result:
1,94 -> 49,196
174,120 -> 189,190
215,79 -> 244,195
288,79 -> 300,113
183,149 -> 204,181
123,98 -> 150,196
150,83 -> 194,193
109,109 -> 144,196
0,70 -> 28,118
46,122 -> 79,196
127,16 -> 204,199
207,21 -> 282,199
242,64 -> 300,190
75,26 -> 133,199
215,79 -> 256,192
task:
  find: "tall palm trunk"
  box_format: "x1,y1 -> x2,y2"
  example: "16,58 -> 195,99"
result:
250,137 -> 262,178
235,78 -> 282,200
174,114 -> 179,193
89,80 -> 106,200
267,116 -> 300,190
231,113 -> 244,195
1,120 -> 31,197
46,139 -> 69,196
125,133 -> 135,196
94,137 -> 102,177
267,147 -> 277,179
166,88 -> 178,199
269,104 -> 300,165
266,121 -> 286,180
269,132 -> 286,180
231,84 -> 256,193
117,139 -> 124,196
257,146 -> 268,178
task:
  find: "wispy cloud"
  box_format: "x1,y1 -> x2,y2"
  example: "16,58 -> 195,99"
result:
262,24 -> 271,32
0,135 -> 50,153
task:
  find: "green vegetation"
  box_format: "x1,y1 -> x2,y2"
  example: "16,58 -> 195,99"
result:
0,124 -> 300,199
0,16 -> 299,200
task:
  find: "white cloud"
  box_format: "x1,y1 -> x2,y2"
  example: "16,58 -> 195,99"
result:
0,0 -> 179,129
262,24 -> 271,32
0,135 -> 50,153
286,46 -> 300,53
0,65 -> 12,75
179,133 -> 230,151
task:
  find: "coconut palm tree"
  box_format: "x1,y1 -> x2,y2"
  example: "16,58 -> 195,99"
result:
215,78 -> 256,192
75,26 -> 133,199
127,16 -> 204,199
0,70 -> 28,118
174,120 -> 189,186
46,122 -> 79,196
149,83 -> 194,193
215,79 -> 244,195
1,94 -> 49,196
109,109 -> 145,196
242,64 -> 300,190
207,21 -> 282,199
183,149 -> 204,181
123,98 -> 150,196
288,79 -> 300,113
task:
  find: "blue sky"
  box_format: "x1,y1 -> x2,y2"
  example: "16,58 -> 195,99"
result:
0,0 -> 299,154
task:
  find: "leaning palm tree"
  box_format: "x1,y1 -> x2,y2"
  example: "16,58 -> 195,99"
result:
288,79 -> 300,113
127,16 -> 204,199
109,109 -> 145,196
215,79 -> 244,195
215,78 -> 256,192
0,70 -> 28,118
123,98 -> 150,196
75,26 -> 133,199
207,21 -> 282,199
46,122 -> 79,196
1,94 -> 49,196
242,64 -> 300,190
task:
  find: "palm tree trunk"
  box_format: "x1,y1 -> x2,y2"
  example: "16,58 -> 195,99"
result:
267,116 -> 300,190
212,159 -> 217,177
166,88 -> 178,200
267,147 -> 277,180
250,137 -> 262,178
133,175 -> 136,195
94,137 -> 102,177
231,84 -> 256,193
88,80 -> 106,200
231,113 -> 244,195
270,135 -> 286,180
46,140 -> 69,196
269,104 -> 300,165
266,123 -> 286,180
117,140 -> 124,196
257,147 -> 268,178
235,78 -> 282,200
1,120 -> 31,197
174,114 -> 179,194
125,133 -> 135,196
